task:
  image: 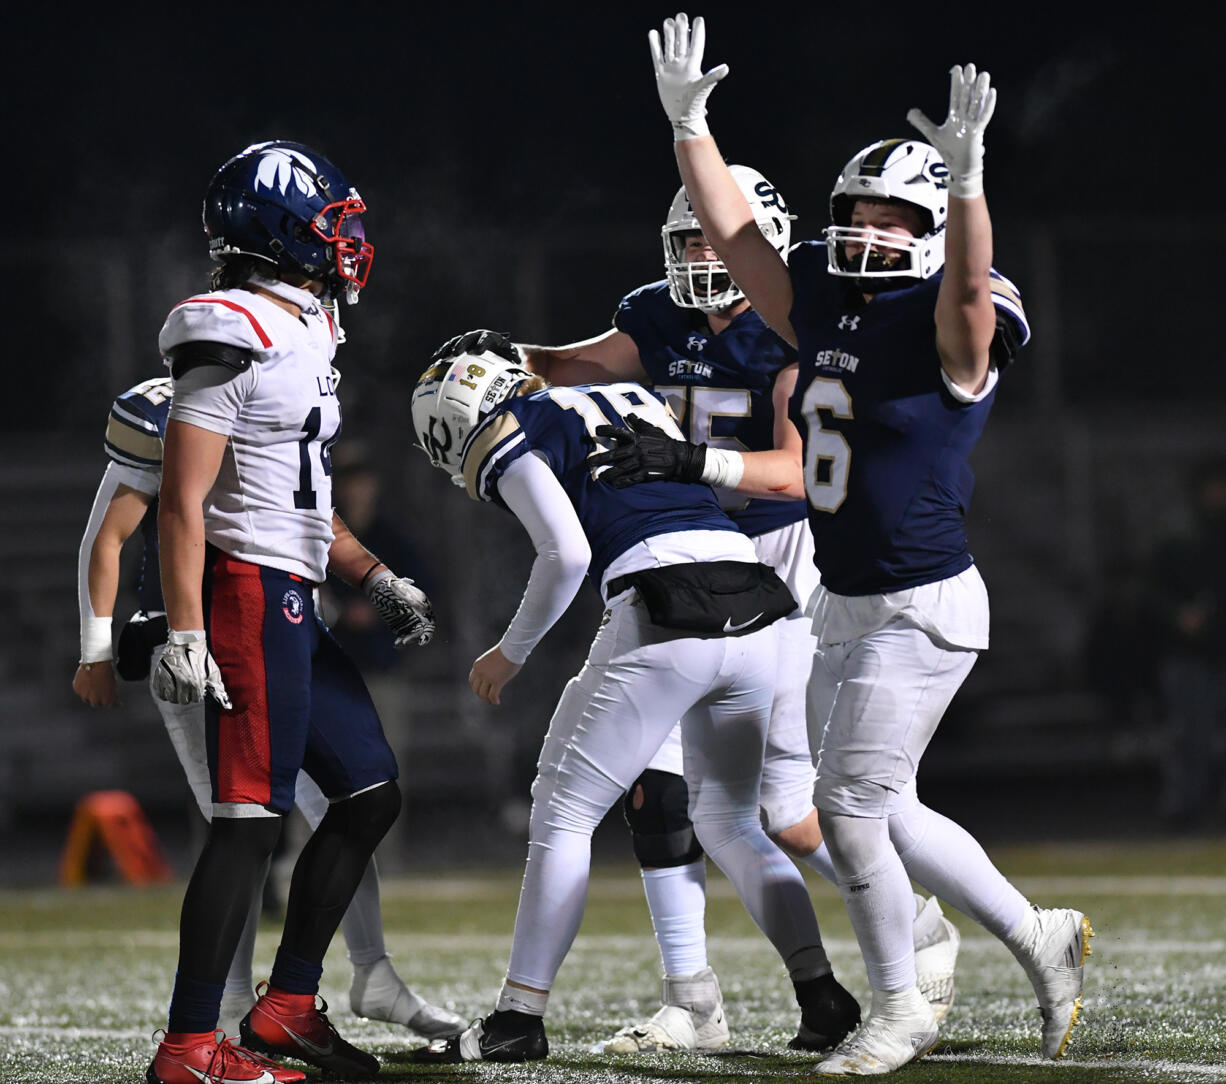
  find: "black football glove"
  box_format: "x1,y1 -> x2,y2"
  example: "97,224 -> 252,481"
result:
431,328 -> 522,365
589,414 -> 707,488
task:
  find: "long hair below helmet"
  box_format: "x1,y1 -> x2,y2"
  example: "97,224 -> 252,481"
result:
202,140 -> 374,304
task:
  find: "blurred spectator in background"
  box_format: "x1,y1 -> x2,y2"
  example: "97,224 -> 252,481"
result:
322,445 -> 433,674
1146,456 -> 1226,830
1082,561 -> 1161,740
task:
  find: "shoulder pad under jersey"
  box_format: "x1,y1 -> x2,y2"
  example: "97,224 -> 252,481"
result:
106,376 -> 173,470
158,291 -> 277,358
987,270 -> 1030,367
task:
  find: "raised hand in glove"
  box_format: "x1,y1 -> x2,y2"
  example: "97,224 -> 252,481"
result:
365,568 -> 436,647
590,414 -> 707,488
648,12 -> 729,140
907,63 -> 996,199
151,629 -> 232,709
431,328 -> 523,365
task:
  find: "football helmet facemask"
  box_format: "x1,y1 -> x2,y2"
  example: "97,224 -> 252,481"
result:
411,352 -> 534,487
203,140 -> 374,304
662,164 -> 795,313
825,139 -> 948,292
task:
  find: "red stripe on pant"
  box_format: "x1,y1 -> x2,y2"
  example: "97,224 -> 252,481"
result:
208,554 -> 274,806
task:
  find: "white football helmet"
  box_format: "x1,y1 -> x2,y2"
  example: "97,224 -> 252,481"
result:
824,138 -> 949,289
411,352 -> 533,486
662,164 -> 795,312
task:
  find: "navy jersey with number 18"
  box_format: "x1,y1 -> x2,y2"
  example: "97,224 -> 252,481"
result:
460,381 -> 740,590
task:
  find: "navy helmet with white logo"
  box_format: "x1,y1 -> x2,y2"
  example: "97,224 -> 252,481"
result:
202,140 -> 373,303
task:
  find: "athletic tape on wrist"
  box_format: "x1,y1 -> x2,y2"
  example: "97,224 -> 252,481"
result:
80,615 -> 113,663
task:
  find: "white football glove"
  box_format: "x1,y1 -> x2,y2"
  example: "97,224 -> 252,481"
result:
648,12 -> 728,140
151,629 -> 232,709
907,63 -> 996,199
364,569 -> 436,648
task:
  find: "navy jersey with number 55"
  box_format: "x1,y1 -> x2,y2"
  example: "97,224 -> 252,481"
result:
787,241 -> 1029,596
460,381 -> 740,589
614,281 -> 806,538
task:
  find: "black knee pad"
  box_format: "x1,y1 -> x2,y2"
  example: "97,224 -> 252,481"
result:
335,780 -> 402,849
207,813 -> 284,867
622,769 -> 703,869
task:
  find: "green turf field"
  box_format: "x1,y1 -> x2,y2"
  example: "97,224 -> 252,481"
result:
1,838 -> 1223,1083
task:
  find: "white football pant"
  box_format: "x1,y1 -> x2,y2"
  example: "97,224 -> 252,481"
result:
505,590 -> 826,991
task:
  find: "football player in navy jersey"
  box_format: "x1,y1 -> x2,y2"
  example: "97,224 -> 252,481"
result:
73,377 -> 464,1047
145,142 -> 440,1084
630,13 -> 1093,1074
481,165 -> 959,1052
408,347 -> 861,1063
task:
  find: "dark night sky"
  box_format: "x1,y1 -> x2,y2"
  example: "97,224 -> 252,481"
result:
6,7 -> 1213,430
13,7 -> 1201,237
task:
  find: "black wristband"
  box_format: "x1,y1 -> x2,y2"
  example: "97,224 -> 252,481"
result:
360,561 -> 386,589
681,441 -> 708,483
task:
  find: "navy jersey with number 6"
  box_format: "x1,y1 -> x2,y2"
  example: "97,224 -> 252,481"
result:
614,281 -> 806,538
460,381 -> 740,589
787,241 -> 1029,596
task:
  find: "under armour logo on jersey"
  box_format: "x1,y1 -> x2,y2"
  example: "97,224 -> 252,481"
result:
255,148 -> 319,199
686,333 -> 708,354
838,315 -> 861,331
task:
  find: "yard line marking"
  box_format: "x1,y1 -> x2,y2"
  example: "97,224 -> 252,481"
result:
370,873 -> 1226,900
926,1053 -> 1226,1079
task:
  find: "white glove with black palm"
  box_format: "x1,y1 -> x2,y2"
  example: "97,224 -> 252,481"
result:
151,629 -> 232,709
907,63 -> 996,199
648,12 -> 728,140
365,569 -> 436,647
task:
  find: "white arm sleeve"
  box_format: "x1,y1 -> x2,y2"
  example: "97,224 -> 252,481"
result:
77,464 -> 124,659
494,452 -> 592,664
78,461 -> 160,660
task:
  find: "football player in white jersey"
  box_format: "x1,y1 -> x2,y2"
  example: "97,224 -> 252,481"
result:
640,14 -> 1093,1075
451,164 -> 958,1053
145,141 -> 439,1084
409,347 -> 862,1063
73,375 -> 464,1047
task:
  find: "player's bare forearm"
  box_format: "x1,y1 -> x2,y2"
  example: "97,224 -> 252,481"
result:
327,513 -> 383,586
158,421 -> 226,631
157,502 -> 207,631
736,448 -> 805,500
674,137 -> 797,344
86,486 -> 151,619
935,195 -> 997,392
520,330 -> 647,386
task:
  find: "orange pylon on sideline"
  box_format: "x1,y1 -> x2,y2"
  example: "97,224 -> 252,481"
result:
59,790 -> 173,887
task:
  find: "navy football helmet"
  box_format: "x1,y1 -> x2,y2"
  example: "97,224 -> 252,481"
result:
202,141 -> 373,303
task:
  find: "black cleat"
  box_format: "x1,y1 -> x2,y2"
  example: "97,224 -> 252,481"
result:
412,1010 -> 548,1064
788,972 -> 862,1051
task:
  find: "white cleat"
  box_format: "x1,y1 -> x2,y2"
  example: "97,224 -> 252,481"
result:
599,967 -> 729,1054
913,897 -> 961,1025
349,955 -> 466,1039
1011,906 -> 1094,1059
218,988 -> 257,1040
813,987 -> 937,1077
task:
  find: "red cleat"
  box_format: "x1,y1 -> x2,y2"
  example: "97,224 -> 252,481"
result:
146,1030 -> 304,1084
241,983 -> 380,1079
